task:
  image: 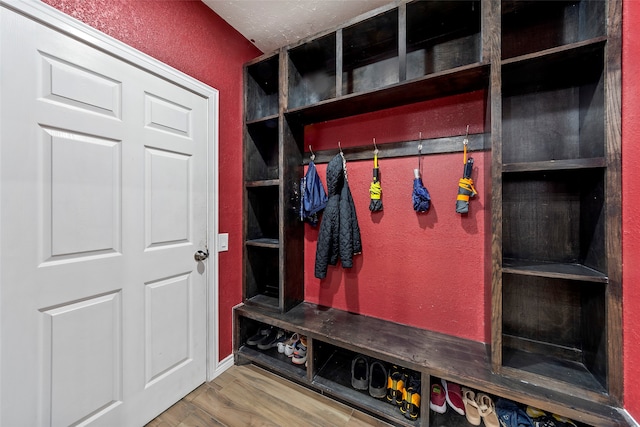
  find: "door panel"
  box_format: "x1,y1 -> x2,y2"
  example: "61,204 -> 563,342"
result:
1,7 -> 210,427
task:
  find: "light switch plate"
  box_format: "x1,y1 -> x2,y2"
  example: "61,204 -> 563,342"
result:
218,233 -> 229,252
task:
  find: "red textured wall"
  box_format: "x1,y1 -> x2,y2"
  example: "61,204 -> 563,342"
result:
623,0 -> 640,418
41,0 -> 261,362
304,91 -> 490,343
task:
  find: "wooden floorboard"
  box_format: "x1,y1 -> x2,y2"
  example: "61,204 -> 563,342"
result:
145,364 -> 393,427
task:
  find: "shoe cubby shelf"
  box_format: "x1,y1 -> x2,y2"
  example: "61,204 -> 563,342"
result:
234,303 -> 626,427
241,0 -> 623,423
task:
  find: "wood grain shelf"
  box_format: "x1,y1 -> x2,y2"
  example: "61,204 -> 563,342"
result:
245,238 -> 280,249
246,114 -> 279,126
236,346 -> 307,382
244,294 -> 279,310
501,37 -> 607,67
503,259 -> 608,283
245,179 -> 280,188
285,63 -> 489,125
502,158 -> 606,173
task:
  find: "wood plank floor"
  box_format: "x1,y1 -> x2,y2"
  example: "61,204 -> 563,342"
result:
145,364 -> 393,427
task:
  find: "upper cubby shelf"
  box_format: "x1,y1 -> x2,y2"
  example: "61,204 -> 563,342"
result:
502,41 -> 605,165
246,55 -> 279,122
342,8 -> 399,96
406,0 -> 481,80
502,0 -> 606,60
288,33 -> 337,110
286,62 -> 488,125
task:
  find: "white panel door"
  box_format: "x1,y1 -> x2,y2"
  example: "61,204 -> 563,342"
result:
1,7 -> 210,427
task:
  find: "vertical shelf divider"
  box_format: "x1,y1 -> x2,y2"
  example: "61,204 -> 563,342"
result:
398,3 -> 407,83
336,29 -> 343,98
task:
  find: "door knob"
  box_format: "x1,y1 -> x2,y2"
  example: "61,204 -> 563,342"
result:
194,249 -> 209,262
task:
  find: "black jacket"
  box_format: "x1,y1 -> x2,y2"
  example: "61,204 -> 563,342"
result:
314,154 -> 362,279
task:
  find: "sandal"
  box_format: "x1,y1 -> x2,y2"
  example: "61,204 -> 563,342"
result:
400,376 -> 421,420
386,366 -> 407,406
476,393 -> 499,427
461,387 -> 481,425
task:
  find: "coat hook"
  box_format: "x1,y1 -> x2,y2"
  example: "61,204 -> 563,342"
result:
309,144 -> 315,161
418,132 -> 423,152
463,124 -> 469,146
373,137 -> 378,154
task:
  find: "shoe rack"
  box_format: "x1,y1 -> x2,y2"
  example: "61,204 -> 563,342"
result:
238,0 -> 624,425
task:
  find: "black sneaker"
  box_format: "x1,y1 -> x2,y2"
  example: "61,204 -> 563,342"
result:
257,328 -> 285,350
246,327 -> 270,346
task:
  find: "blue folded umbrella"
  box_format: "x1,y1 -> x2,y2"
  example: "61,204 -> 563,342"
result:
412,169 -> 431,213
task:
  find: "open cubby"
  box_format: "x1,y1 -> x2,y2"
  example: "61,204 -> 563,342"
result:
244,246 -> 280,307
502,44 -> 604,165
288,33 -> 337,109
406,0 -> 481,81
246,55 -> 279,121
245,185 -> 279,242
245,117 -> 279,182
501,0 -> 606,60
502,274 -> 607,393
342,8 -> 398,95
502,168 -> 605,274
236,317 -> 307,380
313,341 -> 421,427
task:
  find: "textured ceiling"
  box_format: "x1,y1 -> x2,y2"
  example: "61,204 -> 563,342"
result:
202,0 -> 393,53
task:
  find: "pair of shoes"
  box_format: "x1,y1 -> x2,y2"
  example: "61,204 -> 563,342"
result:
277,332 -> 299,355
291,336 -> 307,365
350,355 -> 387,399
399,376 -> 421,421
430,379 -> 466,415
246,327 -> 270,346
386,365 -> 408,406
246,327 -> 286,350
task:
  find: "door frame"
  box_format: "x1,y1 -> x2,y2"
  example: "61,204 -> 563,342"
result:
0,0 -> 223,382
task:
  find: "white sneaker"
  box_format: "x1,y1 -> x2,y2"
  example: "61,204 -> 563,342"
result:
291,337 -> 307,365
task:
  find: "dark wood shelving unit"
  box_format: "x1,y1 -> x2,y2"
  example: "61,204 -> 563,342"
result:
239,0 -> 624,425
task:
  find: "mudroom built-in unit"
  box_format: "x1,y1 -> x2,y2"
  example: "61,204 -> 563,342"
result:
236,0 -> 625,426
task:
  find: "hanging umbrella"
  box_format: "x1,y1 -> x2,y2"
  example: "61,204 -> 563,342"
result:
456,130 -> 477,214
412,142 -> 430,212
369,143 -> 382,212
412,168 -> 431,212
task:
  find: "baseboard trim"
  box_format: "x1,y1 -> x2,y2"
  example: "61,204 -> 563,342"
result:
212,354 -> 234,379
